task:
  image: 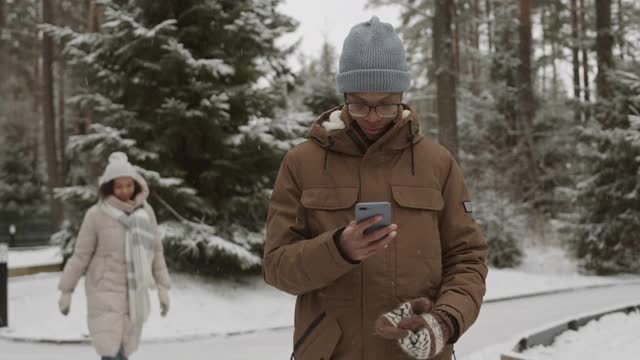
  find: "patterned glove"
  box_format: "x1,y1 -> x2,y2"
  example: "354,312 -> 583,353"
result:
374,297 -> 451,359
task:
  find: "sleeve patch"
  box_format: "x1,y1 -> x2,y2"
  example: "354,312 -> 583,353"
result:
463,201 -> 473,213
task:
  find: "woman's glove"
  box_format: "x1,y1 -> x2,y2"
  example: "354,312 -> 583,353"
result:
158,286 -> 170,317
58,291 -> 72,316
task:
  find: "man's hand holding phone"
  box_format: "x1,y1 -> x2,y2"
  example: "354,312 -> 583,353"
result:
338,215 -> 398,262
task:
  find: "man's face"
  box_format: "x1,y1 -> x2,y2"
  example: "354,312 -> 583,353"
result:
113,176 -> 136,202
345,92 -> 403,140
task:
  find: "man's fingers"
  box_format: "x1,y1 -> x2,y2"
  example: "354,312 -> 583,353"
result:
355,215 -> 382,233
374,316 -> 410,340
364,224 -> 397,243
397,316 -> 427,331
361,231 -> 396,257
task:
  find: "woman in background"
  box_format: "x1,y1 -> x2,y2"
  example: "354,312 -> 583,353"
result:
58,152 -> 171,360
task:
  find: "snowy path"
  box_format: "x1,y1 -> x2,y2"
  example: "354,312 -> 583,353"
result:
2,283 -> 639,360
457,282 -> 640,356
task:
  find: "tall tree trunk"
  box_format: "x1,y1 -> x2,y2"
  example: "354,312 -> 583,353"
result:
434,0 -> 459,159
491,1 -> 517,148
551,1 -> 560,99
472,0 -> 481,90
540,8 -> 547,95
57,60 -> 67,174
580,0 -> 591,121
0,0 -> 5,85
517,0 -> 540,197
571,0 -> 582,122
485,0 -> 493,52
42,0 -> 64,227
0,0 -> 4,27
595,0 -> 613,101
616,0 -> 624,60
453,1 -> 461,78
88,0 -> 102,32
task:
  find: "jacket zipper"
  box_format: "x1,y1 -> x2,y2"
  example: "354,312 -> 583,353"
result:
291,311 -> 327,359
346,129 -> 367,155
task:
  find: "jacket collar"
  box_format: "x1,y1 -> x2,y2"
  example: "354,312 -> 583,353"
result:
307,103 -> 423,156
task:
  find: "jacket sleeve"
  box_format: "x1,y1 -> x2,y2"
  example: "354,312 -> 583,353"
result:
147,204 -> 171,290
433,153 -> 488,342
263,150 -> 359,296
58,209 -> 98,292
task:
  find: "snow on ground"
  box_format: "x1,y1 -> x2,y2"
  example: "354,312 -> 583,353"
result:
485,246 -> 632,301
7,246 -> 62,269
520,311 -> 640,359
3,285 -> 640,360
0,272 -> 295,342
1,245 -> 637,351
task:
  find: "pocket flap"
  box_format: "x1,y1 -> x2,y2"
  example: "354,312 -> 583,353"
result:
301,187 -> 358,210
294,313 -> 342,360
391,185 -> 444,210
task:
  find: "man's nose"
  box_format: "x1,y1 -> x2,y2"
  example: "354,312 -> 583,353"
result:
364,108 -> 381,123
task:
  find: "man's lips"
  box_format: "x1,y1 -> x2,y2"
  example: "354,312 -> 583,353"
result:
364,127 -> 383,134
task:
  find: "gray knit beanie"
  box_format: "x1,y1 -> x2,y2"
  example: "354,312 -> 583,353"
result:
336,16 -> 410,93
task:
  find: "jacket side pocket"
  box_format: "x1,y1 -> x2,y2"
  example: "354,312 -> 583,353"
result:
292,312 -> 342,360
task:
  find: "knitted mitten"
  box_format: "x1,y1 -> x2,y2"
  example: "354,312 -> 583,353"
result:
396,312 -> 451,359
375,298 -> 450,359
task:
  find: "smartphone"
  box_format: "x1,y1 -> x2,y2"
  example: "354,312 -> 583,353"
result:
355,202 -> 391,235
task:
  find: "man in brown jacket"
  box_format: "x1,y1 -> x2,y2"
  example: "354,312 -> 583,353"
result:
263,16 -> 488,360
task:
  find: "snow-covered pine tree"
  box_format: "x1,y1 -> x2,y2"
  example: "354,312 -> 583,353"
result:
299,40 -> 342,115
0,118 -> 46,211
572,68 -> 640,274
47,0 -> 297,275
0,0 -> 45,212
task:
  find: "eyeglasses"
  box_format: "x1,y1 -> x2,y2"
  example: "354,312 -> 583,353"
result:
345,102 -> 401,118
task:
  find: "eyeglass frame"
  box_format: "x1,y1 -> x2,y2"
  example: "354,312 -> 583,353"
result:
344,102 -> 403,118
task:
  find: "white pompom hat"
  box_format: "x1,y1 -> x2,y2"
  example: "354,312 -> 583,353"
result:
99,152 -> 138,186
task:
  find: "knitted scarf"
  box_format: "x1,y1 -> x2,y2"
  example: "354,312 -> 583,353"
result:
101,197 -> 156,324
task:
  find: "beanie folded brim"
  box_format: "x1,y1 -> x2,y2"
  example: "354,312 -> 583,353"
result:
336,69 -> 410,93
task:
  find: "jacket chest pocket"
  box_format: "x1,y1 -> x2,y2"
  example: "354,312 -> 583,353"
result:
391,185 -> 444,299
300,187 -> 358,238
301,186 -> 360,300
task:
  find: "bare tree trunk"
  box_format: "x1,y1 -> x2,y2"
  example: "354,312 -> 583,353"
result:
453,1 -> 461,78
571,0 -> 582,122
617,0 -> 624,60
485,0 -> 493,52
33,4 -> 43,177
551,0 -> 560,99
595,0 -> 613,101
88,0 -> 102,32
517,0 -> 540,195
472,0 -> 481,89
434,0 -> 459,160
540,8 -> 547,95
0,0 -> 4,27
0,0 -> 5,85
57,0 -> 67,172
580,0 -> 591,121
42,0 -> 64,227
57,60 -> 67,174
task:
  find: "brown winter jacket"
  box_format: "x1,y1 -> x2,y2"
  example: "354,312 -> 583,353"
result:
263,105 -> 488,360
